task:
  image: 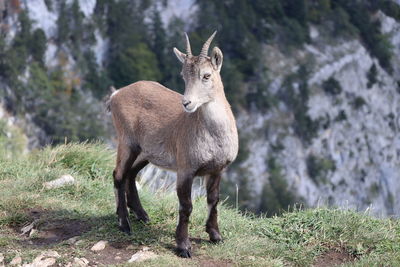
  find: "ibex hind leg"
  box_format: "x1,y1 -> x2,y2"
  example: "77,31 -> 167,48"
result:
113,144 -> 140,235
126,159 -> 150,223
206,172 -> 223,243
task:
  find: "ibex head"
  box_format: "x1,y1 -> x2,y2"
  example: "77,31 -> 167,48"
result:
173,31 -> 223,113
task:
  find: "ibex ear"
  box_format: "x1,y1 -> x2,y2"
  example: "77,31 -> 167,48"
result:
173,47 -> 186,63
211,47 -> 223,72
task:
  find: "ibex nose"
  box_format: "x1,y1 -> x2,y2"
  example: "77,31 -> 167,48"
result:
182,99 -> 191,108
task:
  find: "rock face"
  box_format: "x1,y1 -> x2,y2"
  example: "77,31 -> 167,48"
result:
1,0 -> 400,217
230,11 -> 400,217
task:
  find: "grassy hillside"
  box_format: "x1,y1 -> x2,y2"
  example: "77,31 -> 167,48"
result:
0,143 -> 399,266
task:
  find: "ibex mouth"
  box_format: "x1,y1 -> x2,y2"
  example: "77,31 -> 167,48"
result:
183,103 -> 199,113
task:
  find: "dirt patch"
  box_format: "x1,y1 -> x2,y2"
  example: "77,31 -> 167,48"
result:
313,248 -> 356,267
85,243 -> 140,266
13,208 -> 91,246
29,219 -> 90,245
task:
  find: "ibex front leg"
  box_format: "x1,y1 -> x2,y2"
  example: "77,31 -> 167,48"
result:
176,172 -> 194,258
206,172 -> 222,242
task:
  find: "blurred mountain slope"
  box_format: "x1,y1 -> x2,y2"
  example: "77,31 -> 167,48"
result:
1,0 -> 400,216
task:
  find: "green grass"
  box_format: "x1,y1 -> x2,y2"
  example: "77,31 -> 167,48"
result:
0,143 -> 399,266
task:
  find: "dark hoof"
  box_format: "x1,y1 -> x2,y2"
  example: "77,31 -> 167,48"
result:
136,214 -> 150,223
119,225 -> 131,235
130,210 -> 150,223
118,217 -> 131,235
210,237 -> 223,244
208,229 -> 222,243
176,248 -> 191,258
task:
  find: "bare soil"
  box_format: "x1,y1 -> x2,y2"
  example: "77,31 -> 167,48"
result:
84,242 -> 135,266
5,208 -> 235,266
313,248 -> 356,267
5,208 -> 362,267
13,208 -> 91,246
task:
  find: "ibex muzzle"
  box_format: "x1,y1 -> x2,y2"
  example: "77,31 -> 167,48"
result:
108,31 -> 238,258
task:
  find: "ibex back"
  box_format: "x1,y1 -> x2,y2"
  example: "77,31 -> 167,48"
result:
108,32 -> 238,258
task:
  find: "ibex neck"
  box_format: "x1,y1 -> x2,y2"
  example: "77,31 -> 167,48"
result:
200,96 -> 235,133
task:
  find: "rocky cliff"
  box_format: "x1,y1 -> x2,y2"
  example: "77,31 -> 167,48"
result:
231,11 -> 400,217
1,0 -> 400,217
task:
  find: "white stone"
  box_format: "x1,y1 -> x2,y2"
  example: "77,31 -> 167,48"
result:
10,256 -> 22,266
66,236 -> 79,245
43,175 -> 75,189
29,229 -> 38,238
73,257 -> 89,267
20,220 -> 36,235
75,240 -> 85,246
128,250 -> 157,263
90,240 -> 108,251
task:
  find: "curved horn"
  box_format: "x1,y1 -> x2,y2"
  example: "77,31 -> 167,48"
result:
184,32 -> 192,57
199,31 -> 217,58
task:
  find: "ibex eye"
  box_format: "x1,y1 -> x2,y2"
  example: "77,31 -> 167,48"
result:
203,74 -> 211,80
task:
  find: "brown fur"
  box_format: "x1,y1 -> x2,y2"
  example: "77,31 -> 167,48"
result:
108,33 -> 238,258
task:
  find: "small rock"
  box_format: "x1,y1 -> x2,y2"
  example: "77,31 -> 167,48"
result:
10,256 -> 22,266
43,174 -> 75,189
126,245 -> 135,250
128,250 -> 157,263
248,256 -> 256,261
141,246 -> 150,251
29,229 -> 38,238
20,220 -> 37,235
114,256 -> 121,260
22,251 -> 60,267
0,253 -> 4,263
30,257 -> 56,267
66,236 -> 79,245
40,251 -> 60,258
90,240 -> 108,251
75,240 -> 85,246
73,257 -> 89,267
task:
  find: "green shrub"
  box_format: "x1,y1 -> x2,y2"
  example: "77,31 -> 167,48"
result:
259,158 -> 302,216
352,96 -> 367,109
334,1 -> 394,73
367,63 -> 378,89
281,66 -> 319,144
279,18 -> 309,47
57,2 -> 70,44
306,155 -> 336,185
335,110 -> 347,122
323,77 -> 342,95
109,43 -> 162,88
30,29 -> 47,64
331,6 -> 358,36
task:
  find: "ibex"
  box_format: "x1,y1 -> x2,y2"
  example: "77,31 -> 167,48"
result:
108,32 -> 238,258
